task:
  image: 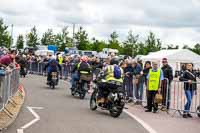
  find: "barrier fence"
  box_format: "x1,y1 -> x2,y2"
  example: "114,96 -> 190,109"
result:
130,76 -> 200,115
0,68 -> 20,112
27,61 -> 200,116
171,80 -> 200,115
27,61 -> 74,79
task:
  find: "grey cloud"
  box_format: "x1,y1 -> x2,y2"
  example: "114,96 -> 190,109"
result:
0,0 -> 200,45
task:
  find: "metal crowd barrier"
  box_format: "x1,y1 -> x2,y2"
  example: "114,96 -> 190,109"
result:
27,61 -> 73,79
128,76 -> 200,116
171,80 -> 200,115
130,77 -> 169,108
0,68 -> 20,112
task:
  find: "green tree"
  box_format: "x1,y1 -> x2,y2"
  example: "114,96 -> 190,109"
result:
123,30 -> 139,57
0,18 -> 12,48
137,42 -> 148,55
26,26 -> 39,48
16,34 -> 24,49
182,44 -> 190,49
167,44 -> 179,49
91,37 -> 106,52
145,32 -> 161,54
108,31 -> 120,49
75,27 -> 89,50
55,27 -> 72,51
192,43 -> 200,55
41,29 -> 56,46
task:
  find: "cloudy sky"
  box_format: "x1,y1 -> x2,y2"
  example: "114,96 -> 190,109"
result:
0,0 -> 200,47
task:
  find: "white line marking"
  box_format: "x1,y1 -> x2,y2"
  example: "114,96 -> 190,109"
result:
123,110 -> 157,133
17,106 -> 43,133
17,129 -> 23,133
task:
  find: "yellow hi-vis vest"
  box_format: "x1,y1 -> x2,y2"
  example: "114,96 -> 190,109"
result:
148,69 -> 161,91
58,57 -> 63,65
106,65 -> 123,83
77,62 -> 90,74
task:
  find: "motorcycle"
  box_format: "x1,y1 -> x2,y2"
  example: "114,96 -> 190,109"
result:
71,79 -> 90,99
48,72 -> 58,89
20,67 -> 27,78
197,105 -> 200,118
90,80 -> 125,118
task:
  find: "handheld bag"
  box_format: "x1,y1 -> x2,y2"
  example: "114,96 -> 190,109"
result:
154,93 -> 163,104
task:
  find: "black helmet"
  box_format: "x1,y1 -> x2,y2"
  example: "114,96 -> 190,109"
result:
110,58 -> 119,65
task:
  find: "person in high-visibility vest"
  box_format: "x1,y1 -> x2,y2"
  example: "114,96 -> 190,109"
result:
145,61 -> 164,113
97,58 -> 124,103
70,56 -> 91,90
58,54 -> 63,65
77,56 -> 91,75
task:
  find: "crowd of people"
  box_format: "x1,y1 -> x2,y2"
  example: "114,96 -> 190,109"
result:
0,46 -> 199,118
0,47 -> 18,74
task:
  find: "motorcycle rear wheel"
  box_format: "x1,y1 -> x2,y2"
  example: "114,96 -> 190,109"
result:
90,91 -> 97,111
79,92 -> 86,99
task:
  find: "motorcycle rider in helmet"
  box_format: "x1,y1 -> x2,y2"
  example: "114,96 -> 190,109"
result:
97,58 -> 124,103
71,56 -> 92,90
43,55 -> 62,84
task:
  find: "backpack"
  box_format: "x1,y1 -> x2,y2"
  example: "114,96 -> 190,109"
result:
113,65 -> 121,79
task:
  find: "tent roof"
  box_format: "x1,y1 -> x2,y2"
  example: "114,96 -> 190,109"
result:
141,49 -> 200,63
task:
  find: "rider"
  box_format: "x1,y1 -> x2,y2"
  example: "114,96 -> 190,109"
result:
71,56 -> 91,89
97,58 -> 124,103
44,55 -> 62,84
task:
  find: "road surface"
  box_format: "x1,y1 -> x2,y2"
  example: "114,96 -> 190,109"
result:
5,75 -> 148,133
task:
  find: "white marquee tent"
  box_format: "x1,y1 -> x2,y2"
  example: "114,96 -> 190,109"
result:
141,49 -> 200,70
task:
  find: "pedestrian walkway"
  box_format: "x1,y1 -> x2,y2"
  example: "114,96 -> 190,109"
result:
126,104 -> 200,133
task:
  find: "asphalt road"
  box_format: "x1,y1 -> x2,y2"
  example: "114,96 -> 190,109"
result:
4,75 -> 148,133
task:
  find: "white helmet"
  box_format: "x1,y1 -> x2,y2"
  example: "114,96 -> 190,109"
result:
51,55 -> 56,60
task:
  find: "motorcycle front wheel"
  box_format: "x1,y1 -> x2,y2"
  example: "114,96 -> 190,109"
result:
197,105 -> 200,118
109,105 -> 123,118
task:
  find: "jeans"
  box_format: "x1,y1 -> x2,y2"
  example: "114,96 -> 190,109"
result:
184,89 -> 194,113
63,66 -> 68,79
71,72 -> 79,88
123,76 -> 133,98
135,78 -> 145,101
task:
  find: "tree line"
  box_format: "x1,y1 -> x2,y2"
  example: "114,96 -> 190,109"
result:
1,18 -> 200,56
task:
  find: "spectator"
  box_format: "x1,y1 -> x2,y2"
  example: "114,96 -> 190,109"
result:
161,58 -> 173,110
132,60 -> 143,104
0,50 -> 16,68
123,59 -> 134,102
146,61 -> 164,113
142,61 -> 152,108
63,56 -> 69,80
179,63 -> 197,118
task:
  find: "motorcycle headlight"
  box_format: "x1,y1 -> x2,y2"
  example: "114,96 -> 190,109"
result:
118,92 -> 124,99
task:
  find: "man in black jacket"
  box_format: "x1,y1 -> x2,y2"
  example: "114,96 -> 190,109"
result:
161,58 -> 173,110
